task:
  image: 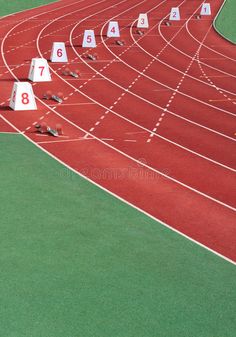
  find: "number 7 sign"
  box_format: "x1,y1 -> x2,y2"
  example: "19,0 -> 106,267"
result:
28,58 -> 51,82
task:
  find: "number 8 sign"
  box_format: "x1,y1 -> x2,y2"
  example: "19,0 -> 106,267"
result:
9,82 -> 37,111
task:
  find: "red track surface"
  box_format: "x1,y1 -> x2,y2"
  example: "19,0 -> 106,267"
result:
0,0 -> 235,262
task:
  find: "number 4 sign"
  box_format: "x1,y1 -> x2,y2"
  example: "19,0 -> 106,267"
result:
50,42 -> 68,62
82,30 -> 96,48
28,58 -> 51,82
9,82 -> 37,111
107,21 -> 120,37
169,7 -> 180,21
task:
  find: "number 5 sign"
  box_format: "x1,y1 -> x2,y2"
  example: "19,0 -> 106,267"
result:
9,82 -> 37,111
107,21 -> 120,37
82,30 -> 96,48
28,58 -> 51,82
50,42 -> 68,62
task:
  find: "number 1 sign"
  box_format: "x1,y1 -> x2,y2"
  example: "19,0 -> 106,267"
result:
169,7 -> 180,21
28,58 -> 51,82
9,82 -> 37,111
200,3 -> 211,15
82,30 -> 96,48
50,42 -> 68,62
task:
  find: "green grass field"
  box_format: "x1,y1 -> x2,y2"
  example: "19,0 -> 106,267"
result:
0,0 -> 236,336
214,0 -> 236,43
1,134 -> 236,337
0,0 -> 57,16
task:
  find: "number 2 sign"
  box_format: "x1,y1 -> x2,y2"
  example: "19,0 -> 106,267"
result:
170,7 -> 180,21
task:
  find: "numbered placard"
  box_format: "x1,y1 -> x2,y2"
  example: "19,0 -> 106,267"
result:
28,58 -> 51,82
137,13 -> 149,28
107,21 -> 120,37
200,3 -> 211,15
82,30 -> 96,48
9,82 -> 37,111
169,7 -> 180,21
50,42 -> 68,62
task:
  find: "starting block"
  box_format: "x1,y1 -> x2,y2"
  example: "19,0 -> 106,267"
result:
137,13 -> 149,28
43,91 -> 64,103
82,30 -> 96,48
35,122 -> 63,137
107,21 -> 120,37
165,21 -> 171,26
10,82 -> 37,111
169,7 -> 180,21
200,3 -> 211,16
86,53 -> 98,61
62,67 -> 80,78
28,58 -> 51,82
115,40 -> 125,46
136,29 -> 144,36
195,15 -> 201,20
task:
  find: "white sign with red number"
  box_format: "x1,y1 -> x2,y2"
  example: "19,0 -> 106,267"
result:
169,7 -> 180,21
137,13 -> 149,28
107,21 -> 120,37
28,58 -> 51,82
9,82 -> 37,111
200,3 -> 211,15
50,42 -> 68,62
82,30 -> 96,48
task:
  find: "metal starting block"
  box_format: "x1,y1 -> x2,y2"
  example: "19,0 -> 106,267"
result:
62,67 -> 80,78
165,21 -> 171,26
43,91 -> 64,103
115,40 -> 125,46
51,95 -> 63,103
87,53 -> 98,61
136,30 -> 144,36
35,122 -> 63,137
195,15 -> 201,20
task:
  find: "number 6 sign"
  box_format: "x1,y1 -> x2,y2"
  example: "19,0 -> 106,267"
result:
50,42 -> 68,62
82,30 -> 96,48
9,82 -> 37,111
28,58 -> 51,82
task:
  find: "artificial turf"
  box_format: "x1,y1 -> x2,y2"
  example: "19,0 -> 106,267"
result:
0,0 -> 57,16
214,0 -> 236,44
0,133 -> 236,337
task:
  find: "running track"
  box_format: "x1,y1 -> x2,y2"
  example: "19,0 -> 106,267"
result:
0,0 -> 235,263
